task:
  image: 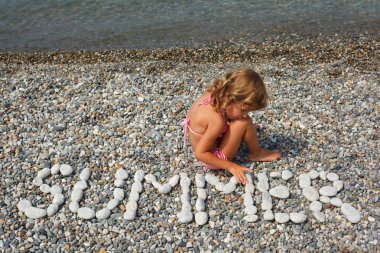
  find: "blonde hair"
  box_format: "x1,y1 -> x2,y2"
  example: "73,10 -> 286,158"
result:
206,69 -> 268,112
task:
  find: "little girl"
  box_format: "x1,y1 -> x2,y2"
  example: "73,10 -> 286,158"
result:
183,69 -> 280,184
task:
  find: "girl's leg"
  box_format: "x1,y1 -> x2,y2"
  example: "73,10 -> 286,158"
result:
219,117 -> 280,161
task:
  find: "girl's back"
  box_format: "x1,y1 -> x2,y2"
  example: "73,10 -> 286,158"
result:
186,92 -> 225,150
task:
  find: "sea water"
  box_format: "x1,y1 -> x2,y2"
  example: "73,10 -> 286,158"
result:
0,0 -> 379,51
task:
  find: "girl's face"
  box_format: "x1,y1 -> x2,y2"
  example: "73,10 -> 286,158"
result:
225,102 -> 250,120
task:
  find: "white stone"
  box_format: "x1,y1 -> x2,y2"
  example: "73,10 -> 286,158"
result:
330,198 -> 343,207
245,183 -> 255,194
60,164 -> 73,176
134,170 -> 145,182
180,173 -> 191,188
333,180 -> 344,192
246,174 -> 253,184
244,215 -> 259,222
113,188 -> 124,201
275,213 -> 290,223
124,209 -> 137,220
69,201 -> 79,213
215,182 -> 225,192
368,216 -> 375,222
269,185 -> 290,199
180,179 -> 191,189
341,203 -> 361,223
223,182 -> 236,194
50,185 -> 62,195
96,208 -> 111,219
197,188 -> 207,199
177,211 -> 193,223
261,191 -> 272,210
319,186 -> 337,197
243,193 -> 254,207
38,168 -> 51,179
144,174 -> 157,183
152,181 -> 162,189
195,212 -> 208,225
107,199 -> 120,210
168,175 -> 180,187
263,210 -> 274,221
24,207 -> 47,219
195,198 -> 205,212
71,189 -> 83,202
52,194 -> 65,205
17,199 -> 32,212
131,181 -> 143,193
79,168 -> 91,181
114,178 -> 125,188
309,201 -> 323,212
195,174 -> 205,187
319,171 -> 327,180
313,211 -> 326,222
299,174 -> 311,188
270,171 -> 281,178
205,173 -> 219,185
39,184 -> 51,193
115,169 -> 128,180
32,177 -> 43,187
319,196 -> 331,204
158,184 -> 172,194
128,191 -> 140,202
180,194 -> 190,203
181,201 -> 192,212
77,207 -> 95,219
308,170 -> 319,179
290,212 -> 307,223
126,201 -> 138,211
327,172 -> 339,182
282,170 -> 293,180
244,206 -> 257,215
51,164 -> 60,175
302,186 -> 319,201
257,180 -> 269,192
229,176 -> 239,185
257,172 -> 268,182
47,204 -> 59,216
74,181 -> 88,190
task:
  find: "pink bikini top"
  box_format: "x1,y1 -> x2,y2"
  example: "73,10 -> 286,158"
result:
183,95 -> 229,150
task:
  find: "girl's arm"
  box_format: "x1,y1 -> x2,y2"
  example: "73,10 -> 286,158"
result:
194,116 -> 252,184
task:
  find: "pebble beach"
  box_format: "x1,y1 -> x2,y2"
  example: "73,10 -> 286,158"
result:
0,34 -> 379,252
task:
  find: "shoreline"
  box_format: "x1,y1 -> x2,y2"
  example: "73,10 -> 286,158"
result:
0,34 -> 379,70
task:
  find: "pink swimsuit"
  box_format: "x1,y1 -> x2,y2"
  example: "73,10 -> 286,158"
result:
183,95 -> 229,169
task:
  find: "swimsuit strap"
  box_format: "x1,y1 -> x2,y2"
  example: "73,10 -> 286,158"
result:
197,95 -> 212,106
182,118 -> 190,151
182,118 -> 204,152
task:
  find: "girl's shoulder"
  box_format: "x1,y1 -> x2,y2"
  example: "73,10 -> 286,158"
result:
194,92 -> 211,103
187,93 -> 224,128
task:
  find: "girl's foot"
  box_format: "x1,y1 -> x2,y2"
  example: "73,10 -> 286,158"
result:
248,148 -> 281,162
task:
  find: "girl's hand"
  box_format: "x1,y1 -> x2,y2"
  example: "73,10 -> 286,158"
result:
227,165 -> 253,184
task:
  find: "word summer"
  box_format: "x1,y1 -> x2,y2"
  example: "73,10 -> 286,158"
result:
17,164 -> 361,226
